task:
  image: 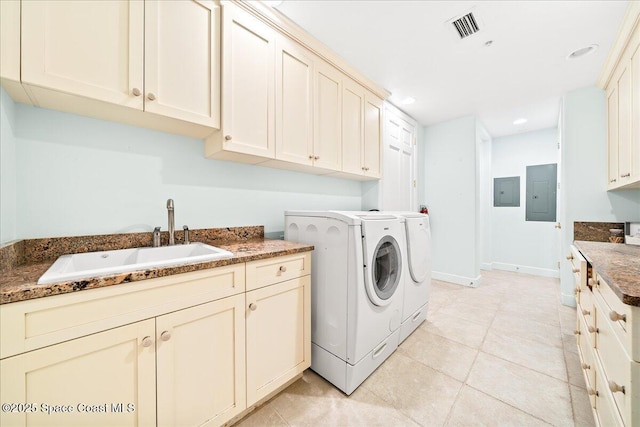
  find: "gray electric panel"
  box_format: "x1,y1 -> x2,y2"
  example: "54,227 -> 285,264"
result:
526,163 -> 557,222
494,176 -> 520,207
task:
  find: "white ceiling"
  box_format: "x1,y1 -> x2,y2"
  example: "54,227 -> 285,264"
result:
275,0 -> 630,138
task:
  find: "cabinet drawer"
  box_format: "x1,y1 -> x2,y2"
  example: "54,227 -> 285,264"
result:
0,265 -> 245,359
569,245 -> 587,291
246,252 -> 311,291
593,290 -> 640,426
593,357 -> 625,427
578,312 -> 596,396
595,274 -> 638,360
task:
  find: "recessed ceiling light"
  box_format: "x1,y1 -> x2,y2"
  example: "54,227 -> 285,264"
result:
513,118 -> 527,125
264,0 -> 283,7
401,97 -> 416,105
567,44 -> 598,59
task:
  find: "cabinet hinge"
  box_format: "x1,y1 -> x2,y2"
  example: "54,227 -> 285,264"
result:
413,180 -> 417,188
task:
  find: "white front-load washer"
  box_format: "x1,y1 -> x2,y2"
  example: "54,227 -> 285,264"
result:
356,211 -> 432,343
284,211 -> 405,395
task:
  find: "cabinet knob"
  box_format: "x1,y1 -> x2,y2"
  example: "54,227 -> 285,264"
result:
587,325 -> 599,334
566,254 -> 574,260
620,173 -> 631,178
609,310 -> 627,322
141,336 -> 153,347
147,92 -> 156,101
279,265 -> 287,273
587,387 -> 598,396
574,329 -> 581,335
314,156 -> 319,160
608,380 -> 625,394
225,135 -> 232,141
554,223 -> 561,229
610,178 -> 617,183
249,303 -> 257,311
574,286 -> 581,294
581,363 -> 590,370
160,331 -> 171,342
572,268 -> 580,273
309,155 -> 314,160
132,88 -> 141,97
582,309 -> 590,316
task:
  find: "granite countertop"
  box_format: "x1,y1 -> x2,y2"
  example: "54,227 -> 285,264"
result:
574,241 -> 640,307
0,226 -> 313,305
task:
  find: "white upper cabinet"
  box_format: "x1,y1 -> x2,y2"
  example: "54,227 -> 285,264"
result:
21,0 -> 145,109
215,4 -> 276,159
341,78 -> 382,179
17,0 -> 220,137
275,37 -> 314,166
605,10 -> 640,190
144,0 -> 220,128
314,60 -> 343,172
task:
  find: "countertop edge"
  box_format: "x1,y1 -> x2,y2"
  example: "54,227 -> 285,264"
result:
573,240 -> 640,307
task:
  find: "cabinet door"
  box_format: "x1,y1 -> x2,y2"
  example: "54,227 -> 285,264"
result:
156,295 -> 246,427
364,93 -> 383,178
617,64 -> 632,183
221,4 -> 275,158
144,0 -> 220,128
275,37 -> 314,165
246,276 -> 311,406
0,319 -> 155,427
607,86 -> 619,187
341,78 -> 365,175
631,44 -> 640,183
314,60 -> 343,171
21,0 -> 144,109
0,0 -> 20,81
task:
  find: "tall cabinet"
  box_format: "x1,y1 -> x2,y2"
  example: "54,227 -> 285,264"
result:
604,6 -> 640,190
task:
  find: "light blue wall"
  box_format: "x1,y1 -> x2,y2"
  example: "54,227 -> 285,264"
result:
3,89 -> 362,240
491,128 -> 560,276
560,86 -> 640,306
423,115 -> 480,286
1,89 -> 18,243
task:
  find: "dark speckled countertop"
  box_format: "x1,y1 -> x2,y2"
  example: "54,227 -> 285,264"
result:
574,241 -> 640,307
0,226 -> 313,305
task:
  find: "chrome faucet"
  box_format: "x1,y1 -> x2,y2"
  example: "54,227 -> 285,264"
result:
167,199 -> 175,245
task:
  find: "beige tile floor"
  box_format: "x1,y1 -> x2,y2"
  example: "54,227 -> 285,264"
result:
236,270 -> 594,427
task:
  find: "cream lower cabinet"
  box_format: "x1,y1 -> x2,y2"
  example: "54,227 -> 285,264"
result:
245,253 -> 312,407
16,0 -> 219,136
572,245 -> 640,426
0,319 -> 157,427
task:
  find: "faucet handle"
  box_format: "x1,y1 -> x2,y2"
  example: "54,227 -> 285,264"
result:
183,225 -> 190,245
153,227 -> 161,247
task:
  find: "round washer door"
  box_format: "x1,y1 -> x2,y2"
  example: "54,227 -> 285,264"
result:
406,218 -> 431,283
365,235 -> 402,306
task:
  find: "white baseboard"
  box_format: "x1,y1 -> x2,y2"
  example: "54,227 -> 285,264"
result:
432,271 -> 482,288
491,262 -> 560,278
561,292 -> 577,308
480,262 -> 493,271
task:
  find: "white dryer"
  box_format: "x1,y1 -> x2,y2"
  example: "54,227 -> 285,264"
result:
285,211 -> 405,395
394,212 -> 431,343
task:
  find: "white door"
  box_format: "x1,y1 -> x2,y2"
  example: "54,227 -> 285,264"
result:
381,103 -> 417,210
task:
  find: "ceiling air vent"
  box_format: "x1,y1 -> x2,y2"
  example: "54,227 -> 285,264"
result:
451,12 -> 480,39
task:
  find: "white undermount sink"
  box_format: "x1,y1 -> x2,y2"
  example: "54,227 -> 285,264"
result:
37,243 -> 234,285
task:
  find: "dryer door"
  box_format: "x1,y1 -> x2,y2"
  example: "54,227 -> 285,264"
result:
405,217 -> 431,283
365,235 -> 402,306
